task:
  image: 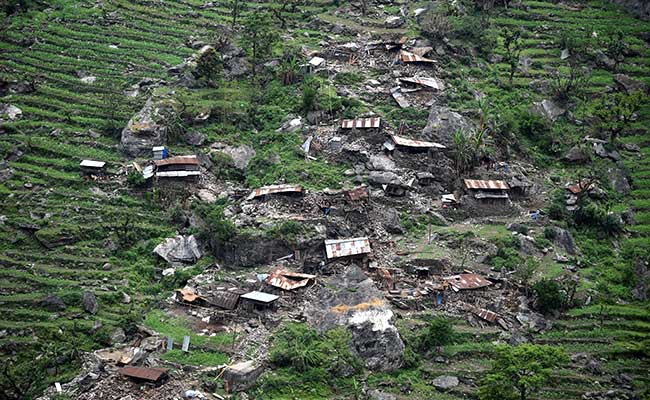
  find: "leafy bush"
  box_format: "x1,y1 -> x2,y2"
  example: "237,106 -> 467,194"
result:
417,317 -> 455,350
420,12 -> 452,40
126,170 -> 146,187
532,279 -> 563,314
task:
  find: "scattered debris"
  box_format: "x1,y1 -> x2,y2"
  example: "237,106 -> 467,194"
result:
246,184 -> 303,200
400,50 -> 436,63
325,237 -> 371,259
118,366 -> 169,383
265,267 -> 316,291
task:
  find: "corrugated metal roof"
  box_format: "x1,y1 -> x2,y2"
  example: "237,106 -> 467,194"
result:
441,194 -> 457,203
472,307 -> 498,322
463,179 -> 510,190
391,135 -> 446,149
345,186 -> 369,201
444,274 -> 492,290
567,180 -> 594,194
241,291 -> 279,303
400,50 -> 436,63
246,184 -> 303,200
211,291 -> 240,310
325,237 -> 371,259
156,171 -> 201,178
80,160 -> 106,168
341,117 -> 381,129
265,267 -> 316,291
154,155 -> 199,167
399,77 -> 444,90
118,367 -> 168,382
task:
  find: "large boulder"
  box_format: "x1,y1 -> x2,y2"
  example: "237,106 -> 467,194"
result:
211,143 -> 256,171
564,145 -> 591,163
532,99 -> 565,122
120,93 -> 182,157
40,294 -> 66,312
83,291 -> 98,315
153,235 -> 202,264
422,107 -> 474,148
546,226 -> 576,255
383,207 -> 404,234
432,375 -> 459,390
614,74 -> 645,94
367,154 -> 396,172
304,266 -> 404,371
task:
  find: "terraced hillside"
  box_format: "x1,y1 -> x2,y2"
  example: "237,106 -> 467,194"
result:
1,0 -> 649,399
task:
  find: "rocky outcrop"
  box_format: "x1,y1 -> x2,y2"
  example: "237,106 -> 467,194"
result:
211,143 -> 256,171
608,0 -> 650,20
545,226 -> 577,255
422,107 -> 474,148
153,235 -> 202,264
304,266 -> 404,371
40,294 -> 66,312
83,291 -> 98,315
120,93 -> 182,157
532,99 -> 565,122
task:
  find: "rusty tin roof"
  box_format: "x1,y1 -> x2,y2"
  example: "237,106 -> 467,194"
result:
177,288 -> 201,303
463,179 -> 510,190
118,367 -> 168,382
246,184 -> 303,200
399,77 -> 445,90
325,237 -> 371,259
341,117 -> 381,129
400,50 -> 436,63
472,307 -> 498,322
391,135 -> 446,149
154,155 -> 199,167
265,267 -> 316,291
444,274 -> 493,290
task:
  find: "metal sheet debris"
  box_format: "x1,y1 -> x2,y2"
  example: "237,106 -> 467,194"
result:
390,87 -> 410,108
400,50 -> 436,63
266,267 -> 316,290
80,160 -> 106,168
211,290 -> 241,310
341,117 -> 381,129
154,155 -> 199,167
325,237 -> 371,259
143,165 -> 155,179
246,184 -> 303,200
411,47 -> 433,57
463,179 -> 510,190
241,291 -> 279,304
118,366 -> 168,382
444,274 -> 493,291
399,77 -> 445,90
182,336 -> 190,352
391,135 -> 446,149
567,181 -> 594,194
441,194 -> 457,203
156,171 -> 201,178
309,56 -> 325,67
472,307 -> 498,322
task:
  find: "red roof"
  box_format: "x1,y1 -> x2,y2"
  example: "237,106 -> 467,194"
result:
464,179 -> 509,190
154,155 -> 199,167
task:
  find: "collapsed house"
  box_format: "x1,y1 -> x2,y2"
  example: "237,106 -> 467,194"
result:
240,291 -> 279,311
340,117 -> 381,130
344,185 -> 370,202
265,267 -> 316,291
325,237 -> 371,260
246,184 -> 303,200
444,273 -> 493,292
463,179 -> 510,200
154,155 -> 200,179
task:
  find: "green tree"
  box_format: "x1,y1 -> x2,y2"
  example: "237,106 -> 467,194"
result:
417,317 -> 455,351
241,11 -> 279,80
502,28 -> 523,86
226,0 -> 243,26
605,29 -> 625,73
194,46 -> 223,87
532,279 -> 563,314
592,90 -> 645,143
452,129 -> 477,174
478,344 -> 568,400
514,258 -> 539,296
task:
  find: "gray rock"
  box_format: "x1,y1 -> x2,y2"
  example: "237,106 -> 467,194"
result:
368,154 -> 396,172
432,375 -> 459,390
40,294 -> 66,312
546,226 -> 577,255
507,223 -> 529,235
0,104 -> 22,121
306,110 -> 326,125
367,389 -> 397,400
609,167 -> 630,194
304,266 -> 404,371
83,291 -> 98,315
383,207 -> 404,234
110,328 -> 126,345
596,50 -> 616,69
277,116 -> 303,133
564,145 -> 590,163
593,142 -> 608,158
120,94 -> 182,157
532,99 -> 565,122
368,171 -> 400,186
212,143 -> 256,171
422,107 -> 474,148
614,73 -> 645,94
153,235 -> 202,264
385,16 -> 405,28
185,131 -> 206,146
